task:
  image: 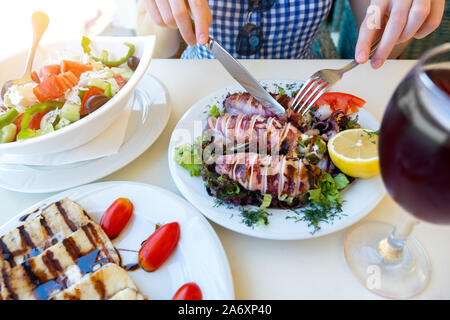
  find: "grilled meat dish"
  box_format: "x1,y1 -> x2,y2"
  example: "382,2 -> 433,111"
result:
215,153 -> 320,198
205,114 -> 302,156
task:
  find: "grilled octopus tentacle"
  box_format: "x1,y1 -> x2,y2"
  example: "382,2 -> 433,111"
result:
215,153 -> 315,198
205,114 -> 301,156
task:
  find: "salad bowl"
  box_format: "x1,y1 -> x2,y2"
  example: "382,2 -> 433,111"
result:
0,35 -> 155,155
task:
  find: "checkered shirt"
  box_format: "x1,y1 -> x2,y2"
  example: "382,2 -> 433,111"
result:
182,0 -> 333,59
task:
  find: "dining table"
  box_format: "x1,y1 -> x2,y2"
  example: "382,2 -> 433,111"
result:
0,58 -> 449,299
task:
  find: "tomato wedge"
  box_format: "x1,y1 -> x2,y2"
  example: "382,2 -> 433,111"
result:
33,74 -> 68,102
138,222 -> 180,272
315,92 -> 366,115
28,111 -> 50,130
39,64 -> 61,80
60,71 -> 79,89
61,60 -> 93,79
100,198 -> 134,239
114,73 -> 126,89
81,86 -> 104,116
172,282 -> 202,300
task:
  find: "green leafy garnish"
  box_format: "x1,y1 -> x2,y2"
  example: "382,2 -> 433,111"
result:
240,208 -> 271,228
239,194 -> 272,228
208,104 -> 222,118
308,172 -> 348,205
174,137 -> 202,177
287,172 -> 349,233
333,173 -> 350,190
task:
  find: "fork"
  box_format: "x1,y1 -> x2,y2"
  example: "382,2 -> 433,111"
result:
290,38 -> 381,115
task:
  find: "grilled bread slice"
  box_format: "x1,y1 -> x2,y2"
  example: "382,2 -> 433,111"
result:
110,288 -> 146,300
0,198 -> 92,272
51,263 -> 140,300
1,198 -> 145,300
1,221 -> 121,300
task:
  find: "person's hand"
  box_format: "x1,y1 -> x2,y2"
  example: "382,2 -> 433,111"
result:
144,0 -> 212,46
355,0 -> 445,69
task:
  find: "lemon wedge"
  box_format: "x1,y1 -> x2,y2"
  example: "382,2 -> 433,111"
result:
327,128 -> 380,178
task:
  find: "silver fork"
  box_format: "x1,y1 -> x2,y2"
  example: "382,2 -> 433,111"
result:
290,38 -> 381,115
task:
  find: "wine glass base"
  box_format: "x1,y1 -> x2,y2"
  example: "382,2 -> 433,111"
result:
343,221 -> 430,299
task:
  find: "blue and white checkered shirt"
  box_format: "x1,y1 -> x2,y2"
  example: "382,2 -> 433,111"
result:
182,0 -> 333,59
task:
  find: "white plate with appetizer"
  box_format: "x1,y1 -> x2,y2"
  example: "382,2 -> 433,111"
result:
0,73 -> 171,193
0,35 -> 155,154
169,79 -> 385,240
0,181 -> 234,300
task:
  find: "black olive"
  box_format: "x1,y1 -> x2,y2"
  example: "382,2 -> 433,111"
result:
127,56 -> 140,71
85,95 -> 109,114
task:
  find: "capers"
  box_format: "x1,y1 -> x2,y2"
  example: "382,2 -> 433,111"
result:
85,95 -> 109,114
127,56 -> 140,71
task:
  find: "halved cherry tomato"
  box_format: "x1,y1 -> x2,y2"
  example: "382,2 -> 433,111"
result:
100,198 -> 134,239
61,60 -> 93,79
81,86 -> 104,116
39,64 -> 60,80
114,73 -> 126,89
138,222 -> 180,272
315,92 -> 366,115
172,282 -> 202,300
31,71 -> 41,83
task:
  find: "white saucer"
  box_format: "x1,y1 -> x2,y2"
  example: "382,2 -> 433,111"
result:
0,74 -> 171,193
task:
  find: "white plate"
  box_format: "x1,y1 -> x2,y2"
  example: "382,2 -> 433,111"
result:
0,181 -> 234,300
168,79 -> 386,240
0,74 -> 171,193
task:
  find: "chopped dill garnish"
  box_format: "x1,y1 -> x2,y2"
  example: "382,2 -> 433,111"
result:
286,172 -> 349,233
364,129 -> 380,138
286,202 -> 345,234
240,208 -> 272,228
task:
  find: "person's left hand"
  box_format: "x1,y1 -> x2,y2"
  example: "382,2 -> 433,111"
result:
355,0 -> 445,69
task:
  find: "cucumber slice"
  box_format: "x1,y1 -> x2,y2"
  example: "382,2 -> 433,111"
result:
88,78 -> 108,90
61,103 -> 81,122
111,67 -> 134,81
38,124 -> 55,136
54,117 -> 71,130
0,123 -> 17,143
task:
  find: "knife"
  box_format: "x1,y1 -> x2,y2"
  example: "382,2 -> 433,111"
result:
207,38 -> 285,116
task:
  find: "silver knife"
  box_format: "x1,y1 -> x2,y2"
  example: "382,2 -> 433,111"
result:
207,38 -> 285,116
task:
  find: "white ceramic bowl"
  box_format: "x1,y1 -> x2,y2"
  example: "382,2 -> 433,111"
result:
0,35 -> 156,155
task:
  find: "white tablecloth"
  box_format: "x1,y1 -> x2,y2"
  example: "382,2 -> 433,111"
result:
1,59 -> 449,299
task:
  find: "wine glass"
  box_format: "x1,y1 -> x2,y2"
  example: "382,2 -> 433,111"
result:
343,43 -> 450,299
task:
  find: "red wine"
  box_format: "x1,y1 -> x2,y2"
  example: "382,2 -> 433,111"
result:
379,69 -> 450,224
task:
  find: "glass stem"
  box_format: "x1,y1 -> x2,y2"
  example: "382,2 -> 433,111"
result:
377,218 -> 419,264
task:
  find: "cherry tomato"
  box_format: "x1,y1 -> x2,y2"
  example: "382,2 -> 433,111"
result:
138,222 -> 180,272
172,282 -> 202,300
100,198 -> 134,239
315,92 -> 366,115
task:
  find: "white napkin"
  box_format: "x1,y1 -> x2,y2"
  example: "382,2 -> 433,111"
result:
0,97 -> 133,166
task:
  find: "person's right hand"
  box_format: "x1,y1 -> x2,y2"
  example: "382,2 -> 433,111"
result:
144,0 -> 212,46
